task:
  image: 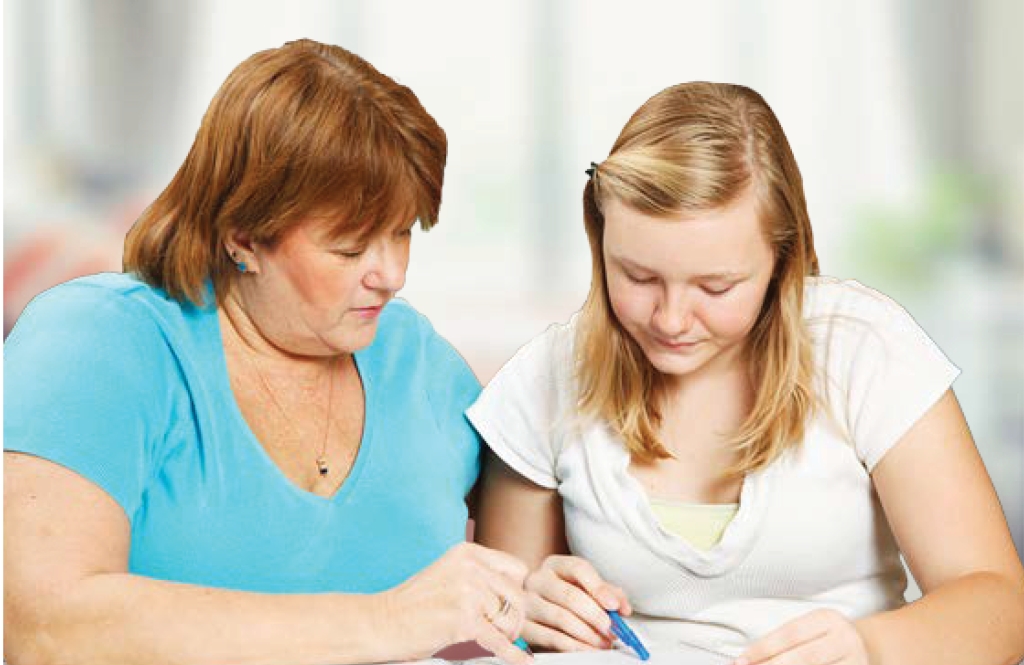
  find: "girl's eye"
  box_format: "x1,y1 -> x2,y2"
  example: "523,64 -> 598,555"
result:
702,284 -> 734,296
626,273 -> 657,285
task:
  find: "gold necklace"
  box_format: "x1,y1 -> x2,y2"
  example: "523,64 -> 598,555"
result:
250,354 -> 337,477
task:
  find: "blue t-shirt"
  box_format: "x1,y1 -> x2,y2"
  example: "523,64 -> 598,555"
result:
4,273 -> 482,593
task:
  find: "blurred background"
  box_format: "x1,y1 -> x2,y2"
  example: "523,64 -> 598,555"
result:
5,0 -> 1023,580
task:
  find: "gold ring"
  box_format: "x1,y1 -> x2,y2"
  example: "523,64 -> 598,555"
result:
488,594 -> 512,622
497,595 -> 511,617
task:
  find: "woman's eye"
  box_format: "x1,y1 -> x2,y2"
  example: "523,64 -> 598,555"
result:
334,248 -> 365,259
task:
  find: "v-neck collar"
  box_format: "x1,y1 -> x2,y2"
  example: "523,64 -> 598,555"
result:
583,430 -> 776,577
206,302 -> 376,507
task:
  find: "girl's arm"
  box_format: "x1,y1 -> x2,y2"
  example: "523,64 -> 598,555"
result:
475,450 -> 630,652
856,389 -> 1024,664
4,452 -> 531,665
741,390 -> 1024,665
475,450 -> 570,571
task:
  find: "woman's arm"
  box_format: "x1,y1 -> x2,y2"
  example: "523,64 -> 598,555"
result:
4,452 -> 531,665
855,389 -> 1024,665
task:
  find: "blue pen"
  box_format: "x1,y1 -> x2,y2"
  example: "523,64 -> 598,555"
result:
607,610 -> 650,661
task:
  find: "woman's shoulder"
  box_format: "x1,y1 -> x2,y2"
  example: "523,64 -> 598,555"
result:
367,298 -> 476,377
373,297 -> 439,349
9,272 -> 187,343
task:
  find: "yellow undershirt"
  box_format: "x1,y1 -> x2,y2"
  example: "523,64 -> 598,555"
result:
648,499 -> 739,551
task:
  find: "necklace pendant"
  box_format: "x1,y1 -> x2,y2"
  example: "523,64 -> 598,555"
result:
316,457 -> 330,476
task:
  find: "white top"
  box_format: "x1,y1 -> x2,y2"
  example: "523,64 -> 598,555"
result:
467,277 -> 960,659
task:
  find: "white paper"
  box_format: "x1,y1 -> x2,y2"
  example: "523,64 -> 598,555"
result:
387,644 -> 730,665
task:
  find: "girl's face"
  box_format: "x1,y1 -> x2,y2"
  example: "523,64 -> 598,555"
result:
230,214 -> 414,357
602,189 -> 776,381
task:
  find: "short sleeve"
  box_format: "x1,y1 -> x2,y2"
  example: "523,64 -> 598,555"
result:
3,283 -> 174,519
421,321 -> 484,498
819,282 -> 961,471
466,325 -> 569,489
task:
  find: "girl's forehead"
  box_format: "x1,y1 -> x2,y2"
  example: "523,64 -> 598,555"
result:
603,195 -> 768,266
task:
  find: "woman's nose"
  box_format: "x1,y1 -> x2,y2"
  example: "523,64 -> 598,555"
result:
363,238 -> 408,293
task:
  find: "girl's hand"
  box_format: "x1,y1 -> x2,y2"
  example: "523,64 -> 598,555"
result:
521,555 -> 633,652
736,609 -> 869,665
382,542 -> 532,664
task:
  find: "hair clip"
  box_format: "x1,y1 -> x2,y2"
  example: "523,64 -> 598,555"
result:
585,161 -> 599,178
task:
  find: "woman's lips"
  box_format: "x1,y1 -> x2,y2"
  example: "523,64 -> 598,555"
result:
352,305 -> 384,319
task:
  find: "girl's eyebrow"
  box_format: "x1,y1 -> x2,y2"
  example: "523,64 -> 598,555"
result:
609,255 -> 656,273
694,271 -> 745,281
610,255 -> 743,280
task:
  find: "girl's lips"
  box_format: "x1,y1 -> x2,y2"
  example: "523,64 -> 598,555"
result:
655,337 -> 703,350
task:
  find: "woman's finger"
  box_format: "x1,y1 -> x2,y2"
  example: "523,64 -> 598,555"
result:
468,543 -> 530,586
482,587 -> 527,642
475,616 -> 533,665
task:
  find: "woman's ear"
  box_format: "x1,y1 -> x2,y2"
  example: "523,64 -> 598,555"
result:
224,231 -> 260,274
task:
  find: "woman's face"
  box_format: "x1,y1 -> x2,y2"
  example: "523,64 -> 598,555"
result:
602,189 -> 775,380
232,214 -> 414,357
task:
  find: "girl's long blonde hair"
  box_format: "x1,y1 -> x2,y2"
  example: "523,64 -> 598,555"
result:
577,82 -> 819,477
124,39 -> 446,305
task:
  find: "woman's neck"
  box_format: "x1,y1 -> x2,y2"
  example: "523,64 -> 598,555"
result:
218,288 -> 342,379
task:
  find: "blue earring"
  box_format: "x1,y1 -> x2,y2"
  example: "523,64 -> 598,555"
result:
236,261 -> 247,273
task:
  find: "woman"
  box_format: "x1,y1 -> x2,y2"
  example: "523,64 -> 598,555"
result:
4,39 -> 530,665
470,82 -> 1024,664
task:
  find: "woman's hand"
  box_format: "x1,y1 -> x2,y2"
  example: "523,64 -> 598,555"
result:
735,609 -> 869,665
380,542 -> 532,664
521,555 -> 633,652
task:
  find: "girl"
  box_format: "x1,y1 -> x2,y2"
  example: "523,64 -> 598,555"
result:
469,82 -> 1024,665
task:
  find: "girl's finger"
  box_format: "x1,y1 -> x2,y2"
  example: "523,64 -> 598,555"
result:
527,592 -> 611,649
522,619 -> 611,654
534,569 -> 614,639
739,614 -> 829,664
